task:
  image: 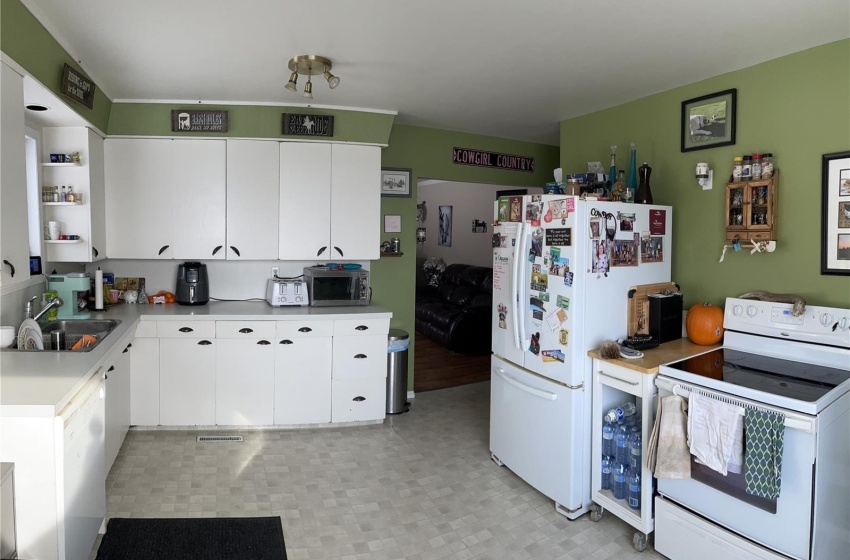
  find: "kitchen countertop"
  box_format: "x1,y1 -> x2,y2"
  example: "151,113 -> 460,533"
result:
587,338 -> 722,374
0,302 -> 392,416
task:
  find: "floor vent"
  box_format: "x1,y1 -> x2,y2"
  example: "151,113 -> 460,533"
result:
197,435 -> 243,443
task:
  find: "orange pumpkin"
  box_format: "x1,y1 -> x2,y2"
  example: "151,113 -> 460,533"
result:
686,302 -> 725,345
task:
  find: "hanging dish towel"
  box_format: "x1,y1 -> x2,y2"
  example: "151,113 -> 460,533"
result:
745,408 -> 786,499
687,392 -> 745,476
647,395 -> 691,479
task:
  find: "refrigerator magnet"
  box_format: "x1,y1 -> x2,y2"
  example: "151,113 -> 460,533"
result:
541,349 -> 565,363
564,271 -> 574,286
556,295 -> 570,310
641,234 -> 664,263
497,304 -> 507,329
615,212 -> 636,240
559,329 -> 569,345
529,333 -> 540,355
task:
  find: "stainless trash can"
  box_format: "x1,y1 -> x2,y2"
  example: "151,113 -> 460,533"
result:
386,329 -> 410,414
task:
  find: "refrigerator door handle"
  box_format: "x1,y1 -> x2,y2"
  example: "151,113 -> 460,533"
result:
518,223 -> 530,349
511,222 -> 524,350
495,368 -> 557,401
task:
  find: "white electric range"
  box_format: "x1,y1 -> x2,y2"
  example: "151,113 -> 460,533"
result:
653,297 -> 849,560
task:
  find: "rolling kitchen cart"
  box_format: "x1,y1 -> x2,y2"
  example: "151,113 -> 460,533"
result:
588,340 -> 721,552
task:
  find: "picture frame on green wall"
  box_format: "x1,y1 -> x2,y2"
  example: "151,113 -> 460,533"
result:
681,89 -> 737,152
381,168 -> 412,197
821,151 -> 850,275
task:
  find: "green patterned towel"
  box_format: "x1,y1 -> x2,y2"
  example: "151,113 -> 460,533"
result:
744,408 -> 785,499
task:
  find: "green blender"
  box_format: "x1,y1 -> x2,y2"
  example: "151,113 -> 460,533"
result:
47,273 -> 91,319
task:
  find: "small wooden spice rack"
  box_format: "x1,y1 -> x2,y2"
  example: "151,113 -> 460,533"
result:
724,170 -> 778,241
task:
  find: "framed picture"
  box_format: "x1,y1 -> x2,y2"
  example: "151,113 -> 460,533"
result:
438,205 -> 452,247
381,167 -> 412,197
821,151 -> 850,275
680,89 -> 737,152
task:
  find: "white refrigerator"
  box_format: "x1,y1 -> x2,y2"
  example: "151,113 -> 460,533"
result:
490,194 -> 672,519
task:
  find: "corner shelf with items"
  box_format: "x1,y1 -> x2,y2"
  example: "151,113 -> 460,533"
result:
724,170 -> 778,242
590,358 -> 657,552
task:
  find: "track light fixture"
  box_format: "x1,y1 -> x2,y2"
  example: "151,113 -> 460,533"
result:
285,55 -> 340,97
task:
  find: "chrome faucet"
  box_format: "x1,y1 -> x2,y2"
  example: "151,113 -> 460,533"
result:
25,295 -> 64,322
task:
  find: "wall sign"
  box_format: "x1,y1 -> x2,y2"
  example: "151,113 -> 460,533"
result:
60,64 -> 96,109
171,110 -> 229,132
545,228 -> 572,247
452,147 -> 535,173
282,114 -> 334,136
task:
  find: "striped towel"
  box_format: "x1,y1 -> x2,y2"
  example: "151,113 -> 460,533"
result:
744,408 -> 786,499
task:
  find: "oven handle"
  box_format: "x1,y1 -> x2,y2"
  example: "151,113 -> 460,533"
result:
656,376 -> 816,434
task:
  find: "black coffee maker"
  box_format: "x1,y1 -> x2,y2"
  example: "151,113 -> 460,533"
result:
176,262 -> 209,305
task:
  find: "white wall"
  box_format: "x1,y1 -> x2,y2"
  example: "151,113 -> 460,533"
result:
417,180 -> 541,267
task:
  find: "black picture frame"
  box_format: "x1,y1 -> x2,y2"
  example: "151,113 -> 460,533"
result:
821,151 -> 850,275
680,89 -> 737,152
381,168 -> 412,198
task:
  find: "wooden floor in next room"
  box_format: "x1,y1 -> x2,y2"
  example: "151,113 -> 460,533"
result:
413,333 -> 490,393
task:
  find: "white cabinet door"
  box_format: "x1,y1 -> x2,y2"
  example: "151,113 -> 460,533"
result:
330,144 -> 381,260
279,142 -> 331,260
331,335 -> 387,380
87,130 -> 107,261
170,139 -> 226,260
274,336 -> 332,424
105,138 -> 174,258
130,336 -> 160,426
159,338 -> 216,425
226,139 -> 279,260
331,377 -> 386,423
105,343 -> 131,473
0,63 -> 30,286
215,338 -> 275,425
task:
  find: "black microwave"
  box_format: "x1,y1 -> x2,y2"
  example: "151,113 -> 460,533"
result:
303,266 -> 370,306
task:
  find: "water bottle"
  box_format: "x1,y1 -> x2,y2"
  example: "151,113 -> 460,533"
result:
613,463 -> 628,500
630,433 -> 642,471
601,456 -> 612,490
604,401 -> 637,423
627,471 -> 641,509
615,424 -> 630,465
602,420 -> 615,457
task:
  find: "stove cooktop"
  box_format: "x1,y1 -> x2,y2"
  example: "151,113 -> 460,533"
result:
666,348 -> 850,404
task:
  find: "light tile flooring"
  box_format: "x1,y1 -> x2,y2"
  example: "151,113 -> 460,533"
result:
91,381 -> 667,560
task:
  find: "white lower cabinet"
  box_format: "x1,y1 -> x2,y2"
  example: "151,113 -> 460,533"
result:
216,338 -> 275,426
160,337 -> 216,426
104,343 -> 131,473
130,336 -> 160,426
274,336 -> 332,424
331,318 -> 389,422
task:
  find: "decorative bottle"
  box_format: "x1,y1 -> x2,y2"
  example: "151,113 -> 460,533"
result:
635,162 -> 653,204
608,145 -> 617,195
626,143 -> 638,202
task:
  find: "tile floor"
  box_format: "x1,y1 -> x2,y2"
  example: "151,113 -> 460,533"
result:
91,381 -> 667,560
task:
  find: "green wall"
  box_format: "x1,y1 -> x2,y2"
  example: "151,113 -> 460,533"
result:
374,125 -> 559,386
561,40 -> 850,308
1,0 -> 112,132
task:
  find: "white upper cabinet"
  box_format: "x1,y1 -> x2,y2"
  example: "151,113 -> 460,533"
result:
226,139 -> 279,260
0,62 -> 30,286
279,142 -> 380,260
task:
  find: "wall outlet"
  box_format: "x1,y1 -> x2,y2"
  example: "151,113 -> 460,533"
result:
271,266 -> 279,278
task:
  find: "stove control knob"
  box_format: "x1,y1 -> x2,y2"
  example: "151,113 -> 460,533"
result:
840,317 -> 849,330
746,305 -> 758,317
732,304 -> 744,316
820,313 -> 834,327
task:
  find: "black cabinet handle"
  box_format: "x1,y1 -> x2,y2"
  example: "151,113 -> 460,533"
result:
354,353 -> 367,359
198,340 -> 212,345
212,245 -> 222,255
107,365 -> 115,372
279,339 -> 293,345
92,247 -> 99,257
179,327 -> 194,333
158,245 -> 170,255
127,343 -> 132,348
230,246 -> 241,257
239,327 -> 254,334
334,246 -> 343,257
353,396 -> 366,402
297,327 -> 312,333
258,340 -> 271,345
3,260 -> 14,277
355,325 -> 369,331
122,346 -> 129,353
317,246 -> 327,256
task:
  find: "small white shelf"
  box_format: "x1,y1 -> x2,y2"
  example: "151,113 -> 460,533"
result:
41,162 -> 81,167
42,201 -> 84,206
44,239 -> 82,244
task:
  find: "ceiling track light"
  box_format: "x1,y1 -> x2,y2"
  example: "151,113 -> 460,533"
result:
285,55 -> 340,97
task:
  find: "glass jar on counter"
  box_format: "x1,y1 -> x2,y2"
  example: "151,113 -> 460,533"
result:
761,153 -> 774,179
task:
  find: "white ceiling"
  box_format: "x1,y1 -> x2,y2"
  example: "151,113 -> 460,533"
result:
19,0 -> 850,145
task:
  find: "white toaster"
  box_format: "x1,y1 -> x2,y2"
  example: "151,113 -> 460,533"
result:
266,278 -> 309,307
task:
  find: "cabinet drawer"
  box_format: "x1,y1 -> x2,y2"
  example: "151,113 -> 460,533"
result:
134,320 -> 157,338
331,377 -> 385,423
276,320 -> 334,338
216,321 -> 275,339
333,318 -> 389,337
595,361 -> 647,394
157,321 -> 216,338
332,335 -> 387,380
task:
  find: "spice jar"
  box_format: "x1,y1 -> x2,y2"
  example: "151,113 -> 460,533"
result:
761,153 -> 774,179
741,155 -> 753,181
732,157 -> 743,182
752,153 -> 762,180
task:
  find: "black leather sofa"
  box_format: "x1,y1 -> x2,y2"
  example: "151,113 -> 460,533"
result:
415,263 -> 493,354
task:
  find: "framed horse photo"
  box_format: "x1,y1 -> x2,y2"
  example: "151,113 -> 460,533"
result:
821,151 -> 850,275
681,89 -> 737,152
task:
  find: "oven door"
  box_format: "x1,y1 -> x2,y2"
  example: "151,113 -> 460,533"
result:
655,375 -> 816,560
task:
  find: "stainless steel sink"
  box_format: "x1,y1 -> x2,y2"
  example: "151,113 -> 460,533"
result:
4,319 -> 121,352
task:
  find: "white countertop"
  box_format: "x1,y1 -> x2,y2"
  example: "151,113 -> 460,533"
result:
0,301 -> 392,416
